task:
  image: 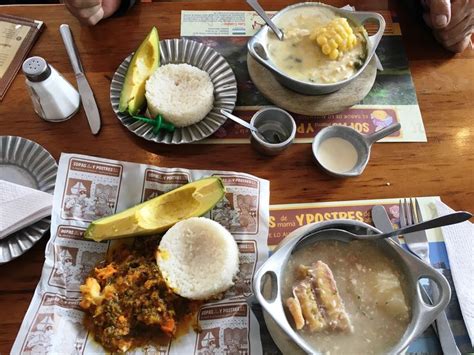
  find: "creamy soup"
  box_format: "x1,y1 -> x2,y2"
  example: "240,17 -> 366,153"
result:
317,137 -> 359,173
283,240 -> 410,354
267,7 -> 367,84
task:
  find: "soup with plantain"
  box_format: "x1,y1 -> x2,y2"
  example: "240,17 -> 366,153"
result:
267,7 -> 368,84
283,240 -> 410,354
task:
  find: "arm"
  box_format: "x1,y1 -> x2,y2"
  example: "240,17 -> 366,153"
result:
64,0 -> 137,26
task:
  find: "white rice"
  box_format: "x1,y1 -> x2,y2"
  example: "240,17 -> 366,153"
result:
156,217 -> 239,300
145,63 -> 214,127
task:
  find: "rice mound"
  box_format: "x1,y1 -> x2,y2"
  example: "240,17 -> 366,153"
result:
145,63 -> 214,127
156,217 -> 239,300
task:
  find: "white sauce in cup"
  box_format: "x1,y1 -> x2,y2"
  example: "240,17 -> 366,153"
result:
317,137 -> 358,173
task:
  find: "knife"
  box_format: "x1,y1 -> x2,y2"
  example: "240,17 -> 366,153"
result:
372,205 -> 398,244
59,24 -> 101,135
372,205 -> 461,355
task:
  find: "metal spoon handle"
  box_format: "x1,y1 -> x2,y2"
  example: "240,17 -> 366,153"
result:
220,109 -> 258,133
372,211 -> 472,240
364,122 -> 401,146
246,0 -> 284,40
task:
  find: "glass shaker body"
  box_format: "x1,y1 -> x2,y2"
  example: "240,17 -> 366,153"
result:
23,56 -> 80,122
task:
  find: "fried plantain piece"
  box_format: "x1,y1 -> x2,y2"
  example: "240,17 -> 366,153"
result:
286,296 -> 305,330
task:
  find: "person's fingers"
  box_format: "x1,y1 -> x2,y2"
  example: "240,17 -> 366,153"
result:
423,7 -> 463,30
76,4 -> 102,20
429,0 -> 452,28
87,6 -> 104,26
433,25 -> 472,51
446,35 -> 472,52
101,0 -> 122,18
444,3 -> 472,29
447,25 -> 473,47
437,18 -> 473,47
423,12 -> 434,28
65,2 -> 104,26
66,0 -> 100,9
421,0 -> 431,11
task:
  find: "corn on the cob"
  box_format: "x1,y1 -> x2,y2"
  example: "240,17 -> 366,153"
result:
311,18 -> 359,60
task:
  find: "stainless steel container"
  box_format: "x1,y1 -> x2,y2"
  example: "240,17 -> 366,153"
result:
253,220 -> 451,354
250,107 -> 296,155
247,3 -> 386,95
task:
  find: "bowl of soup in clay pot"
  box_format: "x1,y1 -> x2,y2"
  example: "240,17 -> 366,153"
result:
247,2 -> 386,95
253,220 -> 451,354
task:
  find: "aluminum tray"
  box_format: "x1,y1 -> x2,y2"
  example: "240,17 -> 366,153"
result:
111,38 -> 238,144
0,136 -> 57,264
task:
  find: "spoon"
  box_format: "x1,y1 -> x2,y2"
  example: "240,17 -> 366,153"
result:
246,0 -> 284,41
220,109 -> 272,143
302,211 -> 472,242
312,122 -> 402,178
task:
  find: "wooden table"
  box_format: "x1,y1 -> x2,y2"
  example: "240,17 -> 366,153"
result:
1,1 -> 473,352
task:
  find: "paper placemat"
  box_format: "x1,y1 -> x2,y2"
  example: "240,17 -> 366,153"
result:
12,153 -> 270,354
181,10 -> 426,144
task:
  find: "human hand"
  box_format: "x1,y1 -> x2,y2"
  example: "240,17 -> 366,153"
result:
422,0 -> 473,52
64,0 -> 122,26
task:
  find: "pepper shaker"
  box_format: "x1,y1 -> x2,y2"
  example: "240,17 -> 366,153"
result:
22,56 -> 80,122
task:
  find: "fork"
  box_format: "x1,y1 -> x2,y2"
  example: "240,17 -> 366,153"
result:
400,198 -> 461,355
400,198 -> 430,263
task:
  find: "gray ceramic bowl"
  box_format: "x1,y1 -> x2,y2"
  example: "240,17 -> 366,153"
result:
247,2 -> 386,95
254,220 -> 451,354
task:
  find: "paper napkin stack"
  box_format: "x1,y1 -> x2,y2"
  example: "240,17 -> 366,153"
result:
436,200 -> 474,346
0,180 -> 53,239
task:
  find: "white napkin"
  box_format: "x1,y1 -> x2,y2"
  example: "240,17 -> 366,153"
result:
0,180 -> 53,239
436,200 -> 474,346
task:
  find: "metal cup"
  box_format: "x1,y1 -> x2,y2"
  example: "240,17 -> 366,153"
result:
250,107 -> 296,156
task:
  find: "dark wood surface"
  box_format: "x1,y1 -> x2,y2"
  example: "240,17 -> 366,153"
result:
1,1 -> 473,352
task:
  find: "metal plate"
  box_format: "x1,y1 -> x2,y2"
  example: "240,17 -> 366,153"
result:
110,38 -> 238,144
0,136 -> 57,264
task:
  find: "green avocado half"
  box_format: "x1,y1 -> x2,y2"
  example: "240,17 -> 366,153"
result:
119,26 -> 160,116
84,177 -> 225,242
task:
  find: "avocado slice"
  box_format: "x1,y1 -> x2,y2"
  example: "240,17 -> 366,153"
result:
119,27 -> 160,116
84,177 -> 225,242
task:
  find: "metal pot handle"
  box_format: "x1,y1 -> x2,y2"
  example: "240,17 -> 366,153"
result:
350,11 -> 386,63
247,36 -> 272,67
253,268 -> 282,316
253,252 -> 285,321
252,237 -> 311,352
410,258 -> 452,334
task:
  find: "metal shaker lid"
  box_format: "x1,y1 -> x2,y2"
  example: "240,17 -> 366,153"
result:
22,56 -> 52,82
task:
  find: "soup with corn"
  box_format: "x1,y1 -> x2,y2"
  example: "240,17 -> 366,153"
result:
267,7 -> 367,84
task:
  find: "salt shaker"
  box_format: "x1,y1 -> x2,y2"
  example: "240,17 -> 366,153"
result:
22,56 -> 80,122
